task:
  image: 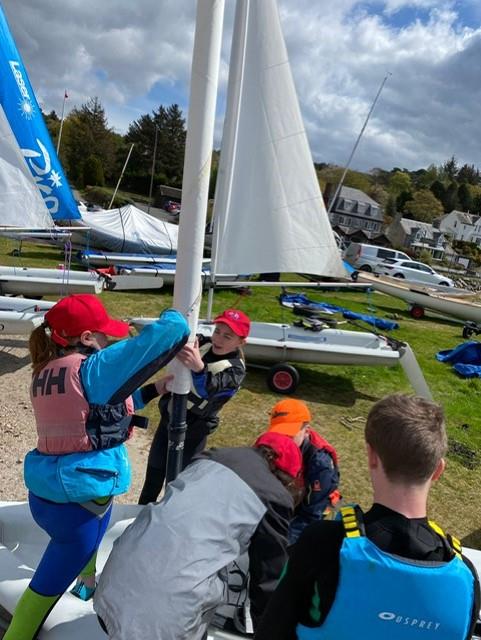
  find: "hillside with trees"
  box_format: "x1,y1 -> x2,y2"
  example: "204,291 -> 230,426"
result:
44,98 -> 481,226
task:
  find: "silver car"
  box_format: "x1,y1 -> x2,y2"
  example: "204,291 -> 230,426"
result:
374,259 -> 455,287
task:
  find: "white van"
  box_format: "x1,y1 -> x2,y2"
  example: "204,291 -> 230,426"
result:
343,242 -> 411,272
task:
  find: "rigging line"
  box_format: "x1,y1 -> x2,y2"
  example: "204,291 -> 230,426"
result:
327,72 -> 392,216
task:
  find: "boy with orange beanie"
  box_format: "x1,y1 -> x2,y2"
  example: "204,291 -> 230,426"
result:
267,398 -> 341,544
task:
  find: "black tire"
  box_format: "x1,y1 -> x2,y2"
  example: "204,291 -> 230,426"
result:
393,273 -> 405,279
409,305 -> 425,319
267,363 -> 300,395
439,281 -> 450,287
463,326 -> 474,339
358,264 -> 372,272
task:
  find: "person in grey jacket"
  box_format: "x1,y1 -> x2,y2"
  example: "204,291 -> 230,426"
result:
94,432 -> 303,639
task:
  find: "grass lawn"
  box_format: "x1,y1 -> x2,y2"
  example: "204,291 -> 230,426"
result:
2,237 -> 481,547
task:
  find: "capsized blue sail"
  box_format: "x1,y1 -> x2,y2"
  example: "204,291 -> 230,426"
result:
0,5 -> 80,221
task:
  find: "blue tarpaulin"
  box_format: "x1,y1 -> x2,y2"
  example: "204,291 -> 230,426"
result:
279,293 -> 399,331
436,341 -> 481,377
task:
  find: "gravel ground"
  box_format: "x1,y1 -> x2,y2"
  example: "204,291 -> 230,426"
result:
0,335 -> 150,504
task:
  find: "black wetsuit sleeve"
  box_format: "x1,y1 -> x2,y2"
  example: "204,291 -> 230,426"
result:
248,501 -> 291,629
254,521 -> 344,640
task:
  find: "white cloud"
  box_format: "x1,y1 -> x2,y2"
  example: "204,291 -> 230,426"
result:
2,0 -> 481,171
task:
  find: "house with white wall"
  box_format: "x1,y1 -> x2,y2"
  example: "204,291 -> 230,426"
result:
435,210 -> 481,245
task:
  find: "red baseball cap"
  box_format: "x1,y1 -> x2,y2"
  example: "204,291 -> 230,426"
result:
254,431 -> 302,478
45,294 -> 130,347
214,309 -> 250,338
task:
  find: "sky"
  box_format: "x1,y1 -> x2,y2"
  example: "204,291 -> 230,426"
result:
2,0 -> 481,173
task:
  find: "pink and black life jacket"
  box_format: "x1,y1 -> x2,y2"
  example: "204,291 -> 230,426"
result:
31,353 -> 135,455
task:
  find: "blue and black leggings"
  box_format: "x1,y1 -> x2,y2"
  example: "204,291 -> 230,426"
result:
4,493 -> 112,640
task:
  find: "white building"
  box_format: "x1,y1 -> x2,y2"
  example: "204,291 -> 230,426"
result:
435,210 -> 481,245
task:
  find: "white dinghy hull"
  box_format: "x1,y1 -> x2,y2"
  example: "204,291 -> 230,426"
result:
0,266 -> 104,296
130,317 -> 431,399
0,502 -> 243,639
358,273 -> 481,323
0,296 -> 55,334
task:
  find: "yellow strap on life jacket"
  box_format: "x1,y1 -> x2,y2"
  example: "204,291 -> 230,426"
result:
340,505 -> 361,538
429,520 -> 463,560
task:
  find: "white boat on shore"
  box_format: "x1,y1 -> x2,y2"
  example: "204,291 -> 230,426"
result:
131,316 -> 429,396
0,502 -> 242,640
0,295 -> 54,334
0,266 -> 104,296
358,272 -> 481,322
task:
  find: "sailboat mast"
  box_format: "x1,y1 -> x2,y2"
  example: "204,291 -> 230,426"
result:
327,72 -> 391,215
56,90 -> 68,154
207,0 -> 249,320
166,0 -> 225,482
108,143 -> 134,209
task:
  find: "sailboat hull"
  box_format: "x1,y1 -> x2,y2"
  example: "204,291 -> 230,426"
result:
0,502 -> 245,639
130,318 -> 399,367
359,273 -> 481,323
0,309 -> 44,334
218,321 -> 399,366
0,266 -> 104,296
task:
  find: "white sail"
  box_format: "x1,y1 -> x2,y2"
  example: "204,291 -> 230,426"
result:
212,0 -> 345,278
0,106 -> 53,229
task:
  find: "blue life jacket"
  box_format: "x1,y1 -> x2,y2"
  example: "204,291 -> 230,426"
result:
24,444 -> 131,503
297,506 -> 475,640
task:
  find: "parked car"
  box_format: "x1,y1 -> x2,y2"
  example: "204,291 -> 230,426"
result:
343,242 -> 411,272
374,259 -> 455,287
164,200 -> 181,214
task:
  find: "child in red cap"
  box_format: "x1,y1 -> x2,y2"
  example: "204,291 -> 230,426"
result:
266,398 -> 341,544
4,295 -> 189,640
139,308 -> 251,504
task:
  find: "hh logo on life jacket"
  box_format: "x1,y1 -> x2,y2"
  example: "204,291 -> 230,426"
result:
32,367 -> 67,396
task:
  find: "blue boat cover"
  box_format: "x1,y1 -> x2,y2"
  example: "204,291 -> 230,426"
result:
436,341 -> 481,377
279,293 -> 399,331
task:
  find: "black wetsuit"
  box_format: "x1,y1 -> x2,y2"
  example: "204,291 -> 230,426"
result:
255,504 -> 480,640
138,336 -> 246,504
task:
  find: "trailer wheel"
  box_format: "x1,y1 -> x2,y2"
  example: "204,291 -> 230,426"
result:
267,364 -> 300,394
409,305 -> 425,319
463,325 -> 475,339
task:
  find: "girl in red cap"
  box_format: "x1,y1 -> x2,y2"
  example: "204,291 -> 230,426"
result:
4,295 -> 189,640
139,308 -> 251,504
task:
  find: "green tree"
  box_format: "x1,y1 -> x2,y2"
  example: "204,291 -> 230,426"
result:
444,182 -> 459,212
403,189 -> 444,222
430,180 -> 445,205
385,194 -> 397,218
413,164 -> 438,189
458,183 -> 473,212
82,155 -> 105,187
317,166 -> 372,194
367,184 -> 388,209
388,171 -> 412,196
457,163 -> 480,185
440,156 -> 458,182
63,98 -> 119,185
396,190 -> 413,212
126,103 -> 186,189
